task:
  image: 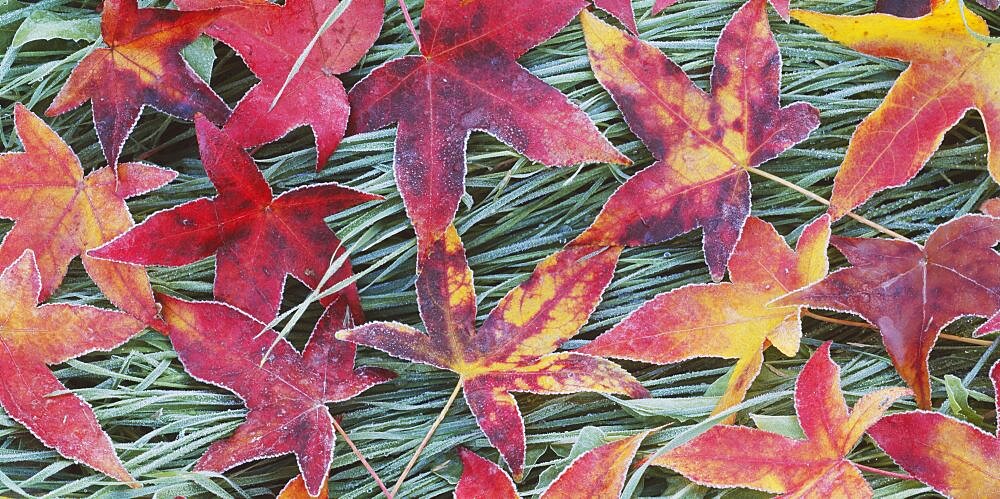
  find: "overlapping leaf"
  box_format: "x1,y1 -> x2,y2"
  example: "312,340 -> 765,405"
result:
580,216 -> 830,420
277,474 -> 329,499
338,226 -> 646,478
455,431 -> 646,498
655,343 -> 910,497
91,116 -> 378,324
176,0 -> 382,169
0,105 -> 175,322
775,214 -> 1000,408
578,0 -> 818,279
868,360 -> 1000,497
792,0 -> 1000,217
154,293 -> 395,496
347,0 -> 627,244
0,251 -> 145,485
46,0 -> 230,168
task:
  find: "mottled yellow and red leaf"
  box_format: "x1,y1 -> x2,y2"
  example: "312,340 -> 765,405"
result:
176,0 -> 382,169
775,214 -> 1000,408
155,294 -> 394,496
655,343 -> 910,497
0,105 -> 174,322
46,0 -> 230,168
91,116 -> 378,324
455,431 -> 646,498
339,226 -> 646,478
348,0 -> 626,244
580,215 -> 830,419
792,0 -> 1000,218
0,251 -> 145,485
578,0 -> 818,279
868,360 -> 1000,498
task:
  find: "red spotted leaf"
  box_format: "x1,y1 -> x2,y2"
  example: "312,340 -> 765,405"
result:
46,0 -> 230,168
338,226 -> 647,479
90,116 -> 378,323
348,0 -> 627,244
0,104 -> 175,322
655,342 -> 910,497
868,360 -> 1000,497
0,251 -> 146,485
455,431 -> 646,498
792,1 -> 1000,218
775,214 -> 1000,408
154,293 -> 395,496
176,0 -> 382,169
580,215 -> 831,420
577,0 -> 818,279
652,0 -> 789,19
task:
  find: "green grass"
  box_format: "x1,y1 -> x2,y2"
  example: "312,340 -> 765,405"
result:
1,0 -> 998,497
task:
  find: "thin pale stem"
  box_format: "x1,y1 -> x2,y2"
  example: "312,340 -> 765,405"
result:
392,379 -> 464,495
396,0 -> 422,51
803,310 -> 994,347
855,463 -> 914,481
746,167 -> 913,243
332,418 -> 394,499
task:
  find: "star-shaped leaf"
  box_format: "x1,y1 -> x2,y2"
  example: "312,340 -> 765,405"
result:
577,0 -> 818,279
776,214 -> 1000,409
655,342 -> 910,497
868,360 -> 1000,497
154,293 -> 395,496
455,431 -> 646,498
0,250 -> 145,485
0,104 -> 175,322
91,116 -> 379,323
792,0 -> 1000,218
347,0 -> 628,244
46,0 -> 230,167
580,215 -> 830,420
338,226 -> 647,479
176,0 -> 383,169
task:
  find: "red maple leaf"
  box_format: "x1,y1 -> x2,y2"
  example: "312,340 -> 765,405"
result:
348,0 -> 628,244
176,0 -> 383,169
46,0 -> 230,168
154,293 -> 395,496
90,116 -> 379,323
0,251 -> 145,485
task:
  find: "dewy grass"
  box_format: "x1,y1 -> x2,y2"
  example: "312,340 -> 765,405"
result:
0,0 -> 997,497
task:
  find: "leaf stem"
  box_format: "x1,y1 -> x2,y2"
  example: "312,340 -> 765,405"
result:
396,0 -> 422,52
746,166 -> 913,243
392,378 -> 463,495
854,463 -> 914,481
332,418 -> 393,499
802,310 -> 994,347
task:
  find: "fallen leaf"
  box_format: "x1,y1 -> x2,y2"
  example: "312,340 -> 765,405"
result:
577,0 -> 818,279
653,0 -> 789,19
90,116 -> 378,323
792,0 -> 1000,218
277,474 -> 329,499
455,431 -> 646,498
338,226 -> 647,478
580,215 -> 829,421
46,0 -> 230,168
655,342 -> 911,497
775,214 -> 1000,408
868,360 -> 1000,497
0,250 -> 145,485
348,0 -> 627,244
154,293 -> 395,496
0,104 -> 175,322
593,0 -> 638,33
175,0 -> 382,169
874,0 -> 931,17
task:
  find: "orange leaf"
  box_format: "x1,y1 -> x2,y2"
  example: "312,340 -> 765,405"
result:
0,104 -> 174,322
277,474 -> 329,499
655,342 -> 910,497
792,1 -> 1000,218
580,216 -> 830,420
338,226 -> 646,478
46,0 -> 230,167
